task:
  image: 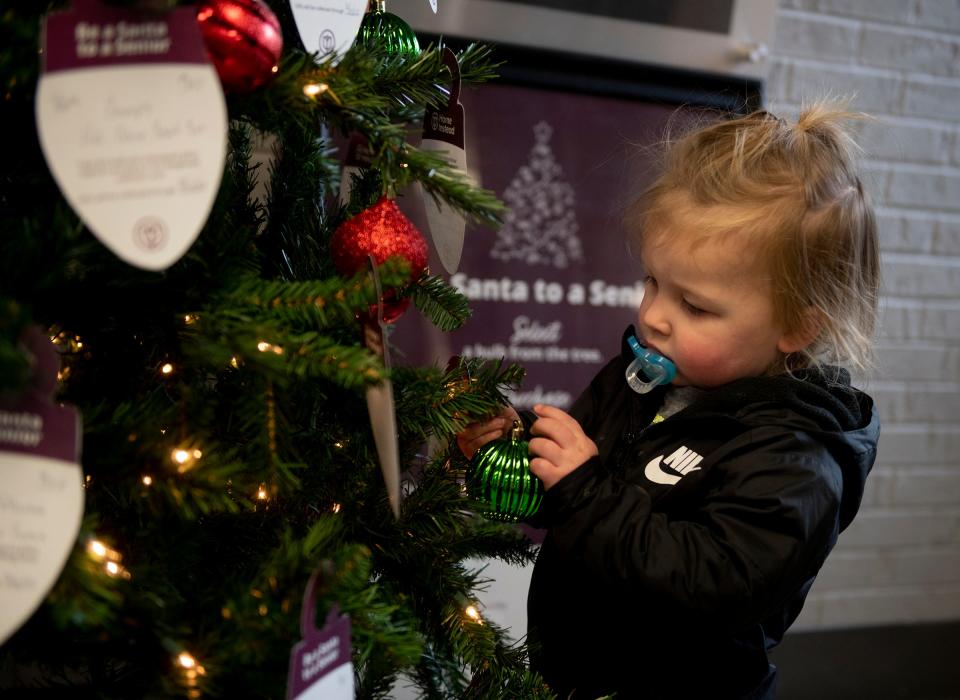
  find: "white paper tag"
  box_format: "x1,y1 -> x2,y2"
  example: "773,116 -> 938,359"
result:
419,141 -> 467,274
428,0 -> 438,13
290,0 -> 367,59
37,66 -> 227,271
0,453 -> 84,645
35,2 -> 227,271
420,48 -> 467,274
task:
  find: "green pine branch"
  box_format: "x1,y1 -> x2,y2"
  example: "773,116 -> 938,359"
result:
411,274 -> 472,332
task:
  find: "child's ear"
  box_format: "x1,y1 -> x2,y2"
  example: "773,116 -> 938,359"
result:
777,308 -> 823,355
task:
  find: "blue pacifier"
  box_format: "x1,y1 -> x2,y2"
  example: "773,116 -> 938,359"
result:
625,335 -> 677,394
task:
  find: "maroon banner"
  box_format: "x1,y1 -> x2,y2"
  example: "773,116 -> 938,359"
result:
394,82 -> 693,410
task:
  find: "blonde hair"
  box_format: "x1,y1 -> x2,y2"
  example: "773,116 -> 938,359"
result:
629,101 -> 880,374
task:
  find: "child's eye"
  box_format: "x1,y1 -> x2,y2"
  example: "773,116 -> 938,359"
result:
682,299 -> 707,316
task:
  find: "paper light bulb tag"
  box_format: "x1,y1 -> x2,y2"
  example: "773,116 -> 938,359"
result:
287,565 -> 354,700
0,328 -> 84,645
420,47 -> 467,274
35,0 -> 227,271
290,0 -> 366,61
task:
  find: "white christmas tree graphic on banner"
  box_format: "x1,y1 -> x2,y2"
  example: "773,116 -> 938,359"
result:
490,121 -> 583,268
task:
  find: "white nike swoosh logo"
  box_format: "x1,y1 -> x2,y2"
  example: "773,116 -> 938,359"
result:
644,455 -> 681,485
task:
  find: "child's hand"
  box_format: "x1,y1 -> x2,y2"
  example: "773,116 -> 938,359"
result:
528,404 -> 598,490
456,406 -> 521,459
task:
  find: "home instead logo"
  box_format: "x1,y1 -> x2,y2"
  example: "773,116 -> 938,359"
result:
490,120 -> 583,269
644,445 -> 704,486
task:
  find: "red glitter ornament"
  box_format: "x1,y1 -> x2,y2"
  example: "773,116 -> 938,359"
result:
196,0 -> 283,93
331,197 -> 429,324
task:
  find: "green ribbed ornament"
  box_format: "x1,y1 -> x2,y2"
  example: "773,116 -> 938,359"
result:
357,0 -> 420,58
466,420 -> 543,522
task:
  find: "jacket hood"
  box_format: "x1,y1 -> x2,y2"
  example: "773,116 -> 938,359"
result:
620,326 -> 879,531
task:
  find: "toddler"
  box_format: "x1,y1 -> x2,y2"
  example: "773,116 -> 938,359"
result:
458,103 -> 880,699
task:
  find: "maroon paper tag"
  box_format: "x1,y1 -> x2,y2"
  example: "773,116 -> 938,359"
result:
0,328 -> 80,464
41,0 -> 210,74
287,566 -> 354,699
422,47 -> 464,149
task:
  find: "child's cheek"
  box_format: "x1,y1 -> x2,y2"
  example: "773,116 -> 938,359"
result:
674,339 -> 736,386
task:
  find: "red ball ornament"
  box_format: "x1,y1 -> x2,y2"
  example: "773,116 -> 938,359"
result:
196,0 -> 283,93
331,197 -> 429,324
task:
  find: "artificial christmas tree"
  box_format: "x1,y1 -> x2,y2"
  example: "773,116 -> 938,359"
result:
0,1 -> 552,697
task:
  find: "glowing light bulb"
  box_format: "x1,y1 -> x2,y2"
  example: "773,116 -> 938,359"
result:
88,540 -> 108,560
178,652 -> 196,669
105,561 -> 120,576
332,502 -> 341,513
142,475 -> 153,486
257,341 -> 284,355
184,314 -> 196,324
161,363 -> 173,375
230,356 -> 240,369
465,605 -> 482,623
303,82 -> 328,97
256,484 -> 268,500
173,449 -> 190,464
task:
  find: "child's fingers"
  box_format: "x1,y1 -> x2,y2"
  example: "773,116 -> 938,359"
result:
528,456 -> 551,479
459,416 -> 507,441
456,417 -> 510,459
530,416 -> 577,447
529,456 -> 561,490
532,404 -> 567,419
528,436 -> 564,465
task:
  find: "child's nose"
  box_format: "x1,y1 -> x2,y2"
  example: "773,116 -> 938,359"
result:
639,295 -> 670,337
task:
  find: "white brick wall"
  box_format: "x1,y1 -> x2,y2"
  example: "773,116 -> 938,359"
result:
770,0 -> 960,630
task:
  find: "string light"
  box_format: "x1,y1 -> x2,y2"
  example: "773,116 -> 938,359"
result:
184,314 -> 196,325
87,538 -> 130,578
142,475 -> 153,486
464,604 -> 483,624
87,539 -> 109,560
257,341 -> 284,355
230,356 -> 240,369
103,560 -> 131,579
160,363 -> 174,375
176,650 -> 206,698
256,484 -> 269,501
171,447 -> 202,473
302,81 -> 328,97
331,502 -> 341,513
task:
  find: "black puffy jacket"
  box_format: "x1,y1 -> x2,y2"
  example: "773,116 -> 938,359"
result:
526,328 -> 879,699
